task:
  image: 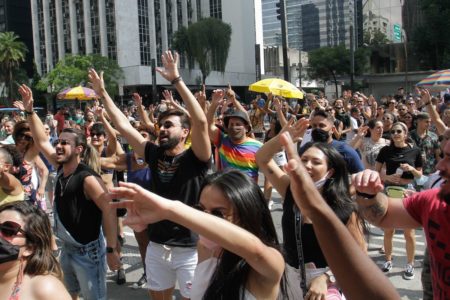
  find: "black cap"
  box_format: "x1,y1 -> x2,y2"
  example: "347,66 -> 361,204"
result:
223,110 -> 251,130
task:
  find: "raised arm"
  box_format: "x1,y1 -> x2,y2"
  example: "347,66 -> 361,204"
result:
110,182 -> 284,288
88,70 -> 147,157
280,133 -> 400,300
18,85 -> 58,167
273,97 -> 288,127
206,89 -> 224,143
349,126 -> 368,149
95,107 -> 117,156
421,89 -> 447,135
255,118 -> 309,199
34,155 -> 49,202
352,169 -> 421,229
156,51 -> 211,162
133,93 -> 156,133
162,89 -> 190,117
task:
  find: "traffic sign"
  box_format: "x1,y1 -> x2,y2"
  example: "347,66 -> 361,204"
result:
393,24 -> 402,42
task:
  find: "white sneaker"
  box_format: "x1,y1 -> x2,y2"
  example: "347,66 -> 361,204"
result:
268,200 -> 274,211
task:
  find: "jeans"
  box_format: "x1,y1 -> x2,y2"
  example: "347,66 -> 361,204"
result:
54,205 -> 107,300
60,237 -> 107,300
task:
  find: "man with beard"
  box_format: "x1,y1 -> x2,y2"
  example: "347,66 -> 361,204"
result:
300,109 -> 363,174
88,50 -> 211,300
352,141 -> 450,299
207,89 -> 263,181
17,84 -> 121,300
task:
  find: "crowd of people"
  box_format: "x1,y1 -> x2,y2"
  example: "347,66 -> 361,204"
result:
0,50 -> 449,300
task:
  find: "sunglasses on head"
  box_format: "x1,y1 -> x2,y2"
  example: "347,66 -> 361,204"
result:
0,221 -> 26,238
390,129 -> 403,135
53,139 -> 71,146
194,204 -> 225,219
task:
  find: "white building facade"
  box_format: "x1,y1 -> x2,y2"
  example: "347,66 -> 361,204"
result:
31,0 -> 262,93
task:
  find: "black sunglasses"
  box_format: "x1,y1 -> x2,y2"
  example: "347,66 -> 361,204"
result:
53,139 -> 71,146
0,221 -> 26,238
194,204 -> 225,219
390,129 -> 403,135
18,134 -> 33,142
91,131 -> 105,137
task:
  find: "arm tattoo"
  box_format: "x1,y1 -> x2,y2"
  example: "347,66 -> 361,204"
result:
358,200 -> 388,225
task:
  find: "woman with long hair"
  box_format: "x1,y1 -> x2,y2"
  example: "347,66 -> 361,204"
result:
399,112 -> 416,131
110,170 -> 286,300
350,119 -> 390,170
375,122 -> 422,280
11,120 -> 48,208
0,201 -> 70,299
256,122 -> 366,299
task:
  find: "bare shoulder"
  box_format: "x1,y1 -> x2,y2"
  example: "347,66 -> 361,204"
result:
31,275 -> 71,300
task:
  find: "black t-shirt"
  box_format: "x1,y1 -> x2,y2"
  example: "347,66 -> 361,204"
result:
145,142 -> 210,247
376,144 -> 423,180
55,163 -> 102,244
282,186 -> 351,268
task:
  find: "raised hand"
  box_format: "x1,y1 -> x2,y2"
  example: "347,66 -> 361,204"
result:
94,106 -> 104,118
13,100 -> 25,111
211,89 -> 225,106
18,84 -> 34,112
109,182 -> 172,230
280,117 -> 309,143
132,93 -> 143,107
88,69 -> 105,95
225,83 -> 235,100
197,84 -> 207,105
419,88 -> 431,105
162,90 -> 175,104
356,125 -> 369,138
156,50 -> 180,82
352,169 -> 384,195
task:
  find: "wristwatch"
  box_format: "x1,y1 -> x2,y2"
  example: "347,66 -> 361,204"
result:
325,270 -> 336,284
106,246 -> 114,253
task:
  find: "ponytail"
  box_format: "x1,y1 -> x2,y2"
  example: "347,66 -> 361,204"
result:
82,143 -> 101,174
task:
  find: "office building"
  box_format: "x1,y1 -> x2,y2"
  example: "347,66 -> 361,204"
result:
31,0 -> 262,95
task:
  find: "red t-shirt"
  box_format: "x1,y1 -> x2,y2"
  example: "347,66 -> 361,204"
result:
54,112 -> 65,134
403,189 -> 450,300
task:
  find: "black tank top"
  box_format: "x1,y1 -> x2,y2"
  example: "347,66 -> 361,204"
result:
55,163 -> 103,244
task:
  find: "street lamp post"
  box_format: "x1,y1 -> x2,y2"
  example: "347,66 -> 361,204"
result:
276,0 -> 289,81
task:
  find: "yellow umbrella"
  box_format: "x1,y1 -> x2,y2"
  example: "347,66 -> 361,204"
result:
249,78 -> 304,99
57,86 -> 98,100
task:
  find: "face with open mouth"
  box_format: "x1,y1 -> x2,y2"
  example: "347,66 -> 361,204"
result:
54,132 -> 78,164
90,131 -> 105,148
157,116 -> 187,150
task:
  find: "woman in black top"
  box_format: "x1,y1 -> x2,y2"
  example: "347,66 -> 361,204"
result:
375,121 -> 422,279
256,125 -> 366,300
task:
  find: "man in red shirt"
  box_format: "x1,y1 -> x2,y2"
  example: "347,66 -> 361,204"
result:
54,107 -> 66,134
353,142 -> 450,300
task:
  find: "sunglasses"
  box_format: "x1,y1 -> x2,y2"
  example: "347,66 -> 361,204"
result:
158,121 -> 179,129
390,129 -> 403,135
53,139 -> 71,146
90,132 -> 105,137
194,204 -> 225,219
0,221 -> 26,238
18,134 -> 33,142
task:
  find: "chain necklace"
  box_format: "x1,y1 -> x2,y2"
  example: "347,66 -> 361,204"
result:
59,173 -> 75,197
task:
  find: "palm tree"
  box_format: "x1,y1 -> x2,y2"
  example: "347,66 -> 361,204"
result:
0,32 -> 28,102
172,18 -> 232,84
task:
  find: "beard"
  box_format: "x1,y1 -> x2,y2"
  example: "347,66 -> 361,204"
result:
159,136 -> 181,150
438,183 -> 450,204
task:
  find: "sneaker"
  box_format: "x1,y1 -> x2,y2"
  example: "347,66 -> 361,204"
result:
132,273 -> 147,289
116,268 -> 126,285
403,264 -> 415,280
381,260 -> 393,272
268,200 -> 274,211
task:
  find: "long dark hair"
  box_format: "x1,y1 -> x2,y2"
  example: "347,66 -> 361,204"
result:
0,201 -> 63,279
201,170 -> 286,300
302,143 -> 355,223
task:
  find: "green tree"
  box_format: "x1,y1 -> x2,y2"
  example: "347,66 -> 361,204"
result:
410,0 -> 450,69
172,18 -> 232,84
363,28 -> 389,47
0,32 -> 28,102
37,54 -> 123,99
307,45 -> 369,96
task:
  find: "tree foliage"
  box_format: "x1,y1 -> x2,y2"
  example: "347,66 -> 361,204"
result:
37,54 -> 123,98
410,0 -> 450,69
363,28 -> 389,47
172,18 -> 232,84
0,31 -> 28,101
307,45 -> 369,95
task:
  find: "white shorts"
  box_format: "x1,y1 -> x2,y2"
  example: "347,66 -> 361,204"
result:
145,241 -> 198,298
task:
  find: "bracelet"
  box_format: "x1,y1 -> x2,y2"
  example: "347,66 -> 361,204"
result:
171,76 -> 182,85
356,191 -> 377,199
24,110 -> 34,116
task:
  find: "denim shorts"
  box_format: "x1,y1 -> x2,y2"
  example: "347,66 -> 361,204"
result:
145,242 -> 197,298
60,237 -> 107,300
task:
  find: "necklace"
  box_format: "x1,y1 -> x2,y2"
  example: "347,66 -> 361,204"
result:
59,173 -> 74,197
